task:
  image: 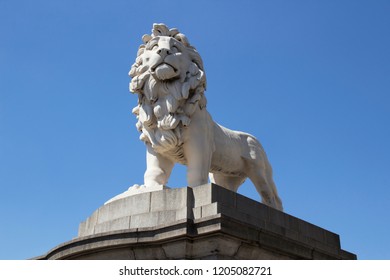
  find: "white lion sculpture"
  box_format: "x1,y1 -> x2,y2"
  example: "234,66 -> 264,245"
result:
128,23 -> 283,211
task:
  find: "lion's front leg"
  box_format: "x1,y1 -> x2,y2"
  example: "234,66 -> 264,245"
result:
182,111 -> 214,187
183,139 -> 211,187
144,144 -> 174,188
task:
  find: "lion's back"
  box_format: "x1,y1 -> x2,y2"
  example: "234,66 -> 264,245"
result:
210,122 -> 263,176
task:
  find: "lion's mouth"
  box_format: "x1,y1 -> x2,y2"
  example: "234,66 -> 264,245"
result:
151,63 -> 179,81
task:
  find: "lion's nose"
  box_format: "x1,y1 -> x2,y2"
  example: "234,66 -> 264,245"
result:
157,48 -> 171,57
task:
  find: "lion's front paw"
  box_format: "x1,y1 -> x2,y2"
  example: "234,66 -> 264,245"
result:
128,184 -> 145,190
128,183 -> 166,191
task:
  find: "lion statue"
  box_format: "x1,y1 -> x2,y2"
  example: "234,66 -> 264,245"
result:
128,23 -> 283,211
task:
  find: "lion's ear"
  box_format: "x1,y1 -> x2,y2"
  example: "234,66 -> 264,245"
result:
152,23 -> 170,36
142,34 -> 152,44
174,34 -> 189,47
169,28 -> 179,37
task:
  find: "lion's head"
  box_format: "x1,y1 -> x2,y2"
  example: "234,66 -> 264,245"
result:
129,24 -> 207,154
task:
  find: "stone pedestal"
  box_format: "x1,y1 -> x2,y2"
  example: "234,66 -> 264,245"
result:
37,184 -> 356,260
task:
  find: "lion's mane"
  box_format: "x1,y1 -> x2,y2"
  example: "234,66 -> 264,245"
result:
129,24 -> 207,157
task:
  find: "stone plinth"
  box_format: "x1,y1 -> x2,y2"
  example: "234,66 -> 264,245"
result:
37,184 -> 356,260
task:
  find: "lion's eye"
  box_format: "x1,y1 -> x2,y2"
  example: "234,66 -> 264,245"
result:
147,42 -> 159,50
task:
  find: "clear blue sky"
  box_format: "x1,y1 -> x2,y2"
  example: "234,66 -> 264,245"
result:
1,0 -> 389,260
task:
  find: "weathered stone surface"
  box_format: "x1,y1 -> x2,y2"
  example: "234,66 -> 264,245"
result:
94,216 -> 130,234
38,184 -> 356,260
150,187 -> 189,212
97,192 -> 150,225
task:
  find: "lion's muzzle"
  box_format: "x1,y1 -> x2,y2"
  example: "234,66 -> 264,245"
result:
153,63 -> 178,80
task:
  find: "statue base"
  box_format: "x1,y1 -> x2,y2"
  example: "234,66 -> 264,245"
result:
37,184 -> 356,260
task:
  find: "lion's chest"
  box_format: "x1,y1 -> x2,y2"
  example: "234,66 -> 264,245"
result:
160,145 -> 187,165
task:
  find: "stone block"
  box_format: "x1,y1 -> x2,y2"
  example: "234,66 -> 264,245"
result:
324,231 -> 341,247
78,209 -> 98,237
72,248 -> 136,260
309,239 -> 339,257
40,184 -> 356,260
176,206 -> 189,220
263,221 -> 286,237
133,247 -> 166,260
201,202 -> 219,217
219,204 -> 266,229
298,220 -> 326,244
214,236 -> 242,257
94,216 -> 130,234
157,210 -> 177,225
150,221 -> 188,241
258,231 -> 313,259
162,240 -> 187,259
268,207 -> 287,228
340,249 -> 356,260
97,192 -> 150,224
192,206 -> 202,219
191,184 -> 212,207
150,187 -> 188,212
195,215 -> 222,235
187,236 -> 240,259
235,243 -> 291,260
211,184 -> 236,207
236,194 -> 270,221
130,212 -> 159,228
311,249 -> 336,260
284,213 -> 300,232
284,228 -> 300,241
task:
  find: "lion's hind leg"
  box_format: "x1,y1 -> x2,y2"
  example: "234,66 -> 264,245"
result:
209,173 -> 246,192
247,164 -> 283,211
244,136 -> 283,211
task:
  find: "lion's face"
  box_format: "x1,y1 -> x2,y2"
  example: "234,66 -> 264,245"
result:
141,36 -> 192,81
